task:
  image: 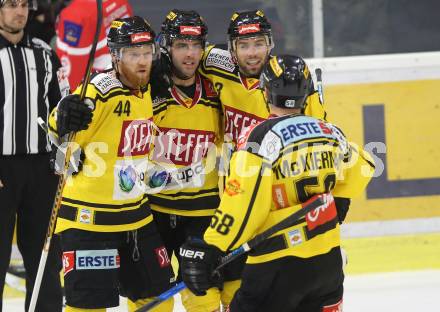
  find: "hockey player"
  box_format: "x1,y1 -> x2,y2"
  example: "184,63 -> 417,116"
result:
145,10 -> 241,312
55,0 -> 133,90
200,10 -> 327,148
48,16 -> 173,312
180,55 -> 375,311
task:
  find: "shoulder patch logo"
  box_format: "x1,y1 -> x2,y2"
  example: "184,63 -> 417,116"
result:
92,73 -> 123,94
205,48 -> 235,72
225,179 -> 244,196
63,20 -> 83,47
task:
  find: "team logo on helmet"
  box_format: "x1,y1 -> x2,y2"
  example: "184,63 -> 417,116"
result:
179,25 -> 202,35
269,56 -> 283,77
130,32 -> 152,44
238,23 -> 261,35
167,11 -> 177,21
111,20 -> 124,28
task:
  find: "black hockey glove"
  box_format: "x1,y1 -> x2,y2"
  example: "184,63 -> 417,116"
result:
49,144 -> 85,176
334,197 -> 351,224
180,239 -> 224,296
56,94 -> 93,137
151,48 -> 173,93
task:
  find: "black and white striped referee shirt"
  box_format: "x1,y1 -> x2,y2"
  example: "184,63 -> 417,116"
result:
0,32 -> 69,156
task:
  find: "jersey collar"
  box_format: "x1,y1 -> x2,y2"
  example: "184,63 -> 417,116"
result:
238,72 -> 260,91
171,73 -> 202,109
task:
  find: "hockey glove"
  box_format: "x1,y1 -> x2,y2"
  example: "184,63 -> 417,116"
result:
56,94 -> 93,137
180,239 -> 224,296
334,197 -> 351,224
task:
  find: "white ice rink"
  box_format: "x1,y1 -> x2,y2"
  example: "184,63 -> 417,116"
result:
4,270 -> 440,311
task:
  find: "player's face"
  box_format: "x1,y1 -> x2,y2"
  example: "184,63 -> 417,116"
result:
234,36 -> 270,78
117,44 -> 153,89
0,0 -> 29,33
170,39 -> 204,79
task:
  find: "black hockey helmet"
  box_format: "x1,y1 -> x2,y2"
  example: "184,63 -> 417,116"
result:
107,16 -> 156,50
227,10 -> 273,51
160,9 -> 208,48
0,0 -> 37,10
260,55 -> 312,109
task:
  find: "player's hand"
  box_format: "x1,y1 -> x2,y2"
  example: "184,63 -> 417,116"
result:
180,239 -> 224,296
56,94 -> 93,137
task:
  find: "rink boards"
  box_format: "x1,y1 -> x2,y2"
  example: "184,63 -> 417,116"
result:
308,51 -> 440,273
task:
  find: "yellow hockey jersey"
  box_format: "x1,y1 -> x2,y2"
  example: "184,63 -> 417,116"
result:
199,45 -> 327,146
204,114 -> 375,263
49,70 -> 155,233
147,73 -> 222,217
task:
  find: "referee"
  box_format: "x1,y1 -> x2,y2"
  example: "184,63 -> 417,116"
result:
0,0 -> 67,310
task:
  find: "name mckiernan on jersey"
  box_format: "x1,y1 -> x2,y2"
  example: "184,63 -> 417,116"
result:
273,150 -> 343,179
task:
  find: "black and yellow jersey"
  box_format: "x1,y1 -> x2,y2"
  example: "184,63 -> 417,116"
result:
204,114 -> 375,264
48,70 -> 155,233
148,73 -> 222,217
199,45 -> 327,146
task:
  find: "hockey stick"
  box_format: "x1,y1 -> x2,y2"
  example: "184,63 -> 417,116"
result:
135,193 -> 333,312
28,1 -> 103,311
315,68 -> 324,104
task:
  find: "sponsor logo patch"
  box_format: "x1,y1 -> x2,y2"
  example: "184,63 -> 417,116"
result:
272,184 -> 289,209
131,32 -> 151,43
287,229 -> 303,246
238,23 -> 260,35
117,119 -> 153,157
224,105 -> 265,144
79,208 -> 92,224
62,251 -> 75,276
318,121 -> 332,134
225,179 -> 244,196
76,249 -> 120,270
180,25 -> 202,35
118,166 -> 137,192
306,193 -> 337,231
205,48 -> 235,72
151,127 -> 215,166
155,247 -> 171,268
63,21 -> 82,47
92,73 -> 123,94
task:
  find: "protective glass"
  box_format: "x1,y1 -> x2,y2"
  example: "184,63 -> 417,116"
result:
118,44 -> 155,63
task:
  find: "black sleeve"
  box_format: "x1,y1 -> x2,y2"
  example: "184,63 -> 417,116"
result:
334,197 -> 351,224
